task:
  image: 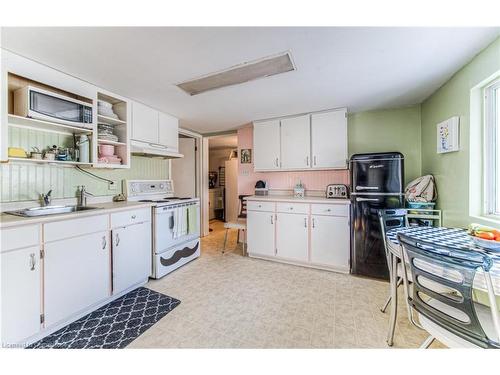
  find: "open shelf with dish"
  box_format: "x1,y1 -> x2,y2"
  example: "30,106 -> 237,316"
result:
6,73 -> 95,165
8,157 -> 93,166
8,114 -> 94,135
93,91 -> 130,168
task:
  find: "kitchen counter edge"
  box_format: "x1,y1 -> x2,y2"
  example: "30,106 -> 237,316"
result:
244,195 -> 351,204
0,201 -> 154,229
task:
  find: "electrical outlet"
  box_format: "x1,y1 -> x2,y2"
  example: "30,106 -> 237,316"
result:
108,181 -> 117,191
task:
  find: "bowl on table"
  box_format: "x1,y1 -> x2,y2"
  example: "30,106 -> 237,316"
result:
470,236 -> 500,251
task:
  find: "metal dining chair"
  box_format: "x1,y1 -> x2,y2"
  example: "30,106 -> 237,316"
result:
378,209 -> 411,346
398,233 -> 500,348
222,195 -> 251,255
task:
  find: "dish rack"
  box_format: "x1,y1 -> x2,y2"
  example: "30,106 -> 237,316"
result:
406,201 -> 442,227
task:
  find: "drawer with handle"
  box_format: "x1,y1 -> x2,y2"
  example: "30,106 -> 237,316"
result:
247,201 -> 275,212
111,207 -> 151,228
1,224 -> 39,252
311,204 -> 349,217
45,215 -> 108,242
276,202 -> 309,214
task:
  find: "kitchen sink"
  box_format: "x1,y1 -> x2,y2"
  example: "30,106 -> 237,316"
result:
5,205 -> 102,217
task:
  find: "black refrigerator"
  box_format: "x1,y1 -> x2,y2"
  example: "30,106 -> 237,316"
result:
350,152 -> 404,280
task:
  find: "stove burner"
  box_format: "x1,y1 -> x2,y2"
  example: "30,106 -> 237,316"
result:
138,197 -> 194,203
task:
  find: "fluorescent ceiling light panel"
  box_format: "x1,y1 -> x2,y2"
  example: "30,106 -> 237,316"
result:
177,51 -> 295,96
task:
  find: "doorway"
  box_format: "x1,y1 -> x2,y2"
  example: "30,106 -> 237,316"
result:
205,133 -> 238,241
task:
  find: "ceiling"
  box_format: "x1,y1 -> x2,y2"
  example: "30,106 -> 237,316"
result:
208,134 -> 238,149
1,27 -> 498,133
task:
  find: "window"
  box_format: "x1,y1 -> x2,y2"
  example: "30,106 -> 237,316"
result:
485,79 -> 500,216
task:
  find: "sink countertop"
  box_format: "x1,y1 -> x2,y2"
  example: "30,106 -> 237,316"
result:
245,195 -> 351,204
0,201 -> 154,229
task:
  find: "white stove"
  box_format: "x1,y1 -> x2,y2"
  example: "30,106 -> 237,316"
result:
124,180 -> 200,279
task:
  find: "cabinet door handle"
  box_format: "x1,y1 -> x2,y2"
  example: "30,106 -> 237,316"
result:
102,235 -> 107,250
115,233 -> 120,247
304,218 -> 307,228
312,218 -> 315,228
29,253 -> 36,271
306,156 -> 309,166
313,156 -> 317,166
271,215 -> 274,224
131,215 -> 137,219
275,157 -> 279,167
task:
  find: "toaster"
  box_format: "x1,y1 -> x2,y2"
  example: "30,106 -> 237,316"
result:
326,184 -> 348,199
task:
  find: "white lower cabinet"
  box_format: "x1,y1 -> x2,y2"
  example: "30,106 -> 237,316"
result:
44,231 -> 110,327
310,215 -> 350,269
1,245 -> 41,344
112,221 -> 151,295
276,213 -> 309,262
247,210 -> 275,257
247,199 -> 350,272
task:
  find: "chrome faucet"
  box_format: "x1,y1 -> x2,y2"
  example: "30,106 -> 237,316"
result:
40,190 -> 52,206
77,185 -> 93,207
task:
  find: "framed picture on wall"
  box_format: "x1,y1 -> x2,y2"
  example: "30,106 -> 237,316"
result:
241,149 -> 252,164
437,116 -> 460,153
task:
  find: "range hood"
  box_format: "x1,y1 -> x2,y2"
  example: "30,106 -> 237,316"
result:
130,140 -> 184,159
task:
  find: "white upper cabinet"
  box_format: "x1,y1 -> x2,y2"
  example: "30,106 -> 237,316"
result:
280,115 -> 311,169
132,102 -> 159,144
253,120 -> 281,171
131,101 -> 179,150
158,112 -> 179,152
252,108 -> 348,172
311,109 -> 347,168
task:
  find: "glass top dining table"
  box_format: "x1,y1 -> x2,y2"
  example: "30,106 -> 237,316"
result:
385,226 -> 500,302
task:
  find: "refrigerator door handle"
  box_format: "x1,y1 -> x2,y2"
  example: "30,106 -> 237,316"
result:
356,186 -> 379,190
356,197 -> 380,202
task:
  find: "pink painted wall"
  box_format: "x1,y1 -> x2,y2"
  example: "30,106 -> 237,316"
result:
237,125 -> 349,195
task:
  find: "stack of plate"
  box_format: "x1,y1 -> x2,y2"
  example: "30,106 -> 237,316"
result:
98,123 -> 119,142
98,100 -> 119,119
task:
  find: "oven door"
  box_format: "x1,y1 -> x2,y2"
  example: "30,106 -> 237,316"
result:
154,206 -> 177,254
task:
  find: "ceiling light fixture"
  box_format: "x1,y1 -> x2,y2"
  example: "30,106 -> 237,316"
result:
176,51 -> 295,96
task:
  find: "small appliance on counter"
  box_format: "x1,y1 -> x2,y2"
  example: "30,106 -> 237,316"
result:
326,184 -> 348,199
255,180 -> 268,196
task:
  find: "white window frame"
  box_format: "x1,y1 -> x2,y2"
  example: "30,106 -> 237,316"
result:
484,78 -> 500,217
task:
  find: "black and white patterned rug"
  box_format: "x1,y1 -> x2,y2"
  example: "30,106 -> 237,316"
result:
28,287 -> 180,349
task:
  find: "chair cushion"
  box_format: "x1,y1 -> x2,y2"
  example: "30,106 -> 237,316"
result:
224,221 -> 246,230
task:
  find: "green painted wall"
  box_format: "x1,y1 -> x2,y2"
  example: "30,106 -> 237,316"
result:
421,37 -> 500,228
348,105 -> 422,185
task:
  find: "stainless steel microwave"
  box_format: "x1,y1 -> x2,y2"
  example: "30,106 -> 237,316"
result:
14,86 -> 93,129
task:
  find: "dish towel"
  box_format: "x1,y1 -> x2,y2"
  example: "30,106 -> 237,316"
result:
187,205 -> 198,235
172,208 -> 179,239
179,206 -> 187,237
